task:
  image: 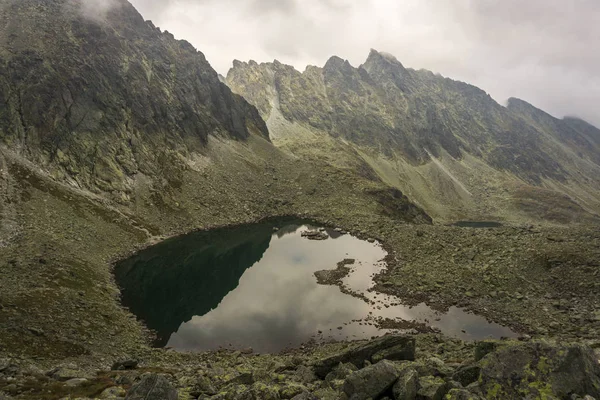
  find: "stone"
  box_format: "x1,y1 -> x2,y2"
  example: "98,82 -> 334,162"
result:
65,378 -> 88,387
49,367 -> 87,381
314,335 -> 415,378
416,376 -> 448,400
301,230 -> 329,240
111,359 -> 138,371
189,375 -> 217,397
99,386 -> 127,399
391,367 -> 418,400
226,371 -> 255,386
125,374 -> 177,400
291,393 -> 318,400
444,388 -> 485,400
372,343 -> 420,364
293,365 -> 318,384
478,342 -> 600,399
342,360 -> 401,400
452,365 -> 481,387
474,340 -> 501,361
413,357 -> 455,378
325,363 -> 358,384
279,383 -> 308,399
248,382 -> 281,400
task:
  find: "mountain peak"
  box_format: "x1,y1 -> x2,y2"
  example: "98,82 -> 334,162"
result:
364,49 -> 405,69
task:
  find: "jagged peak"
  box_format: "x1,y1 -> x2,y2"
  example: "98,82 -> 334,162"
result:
364,49 -> 405,70
323,55 -> 356,74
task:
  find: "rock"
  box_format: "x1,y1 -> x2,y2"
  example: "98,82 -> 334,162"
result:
99,386 -> 127,399
65,378 -> 88,387
301,230 -> 329,240
49,367 -> 87,381
478,341 -> 600,399
372,344 -> 421,364
391,367 -> 418,400
314,335 -> 415,378
125,374 -> 177,400
291,393 -> 318,400
293,365 -> 318,384
225,371 -> 255,386
279,383 -> 309,399
413,357 -> 455,378
416,376 -> 448,400
444,388 -> 484,400
0,360 -> 18,377
325,362 -> 358,384
189,375 -> 217,397
236,382 -> 279,400
342,360 -> 401,400
474,340 -> 501,361
111,359 -> 138,371
452,365 -> 481,387
0,359 -> 10,372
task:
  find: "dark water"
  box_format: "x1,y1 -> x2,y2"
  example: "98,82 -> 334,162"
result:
115,220 -> 517,353
453,221 -> 503,228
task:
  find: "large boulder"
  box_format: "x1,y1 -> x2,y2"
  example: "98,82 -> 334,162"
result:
391,367 -> 418,400
416,376 -> 448,400
444,388 -> 485,400
342,360 -> 401,400
125,374 -> 178,400
314,335 -> 415,378
452,365 -> 481,387
478,341 -> 600,399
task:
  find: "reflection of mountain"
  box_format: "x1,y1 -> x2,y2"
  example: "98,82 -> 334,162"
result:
114,222 -> 276,346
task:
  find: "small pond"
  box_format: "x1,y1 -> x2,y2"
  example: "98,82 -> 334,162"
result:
115,219 -> 517,353
453,221 -> 504,228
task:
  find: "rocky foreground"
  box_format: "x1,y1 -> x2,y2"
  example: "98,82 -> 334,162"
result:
1,334 -> 599,399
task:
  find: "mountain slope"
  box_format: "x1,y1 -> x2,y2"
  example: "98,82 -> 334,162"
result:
0,0 -> 268,196
226,50 -> 600,223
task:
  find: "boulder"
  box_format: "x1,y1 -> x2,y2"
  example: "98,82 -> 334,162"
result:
314,335 -> 415,378
226,372 -> 255,386
291,393 -> 318,400
416,376 -> 448,400
343,360 -> 401,400
99,386 -> 127,399
64,378 -> 88,387
279,383 -> 309,399
478,341 -> 600,399
452,364 -> 481,387
189,375 -> 217,397
444,388 -> 485,400
125,374 -> 177,400
413,357 -> 455,378
474,340 -> 501,361
111,359 -> 138,371
293,365 -> 318,384
325,363 -> 359,383
48,367 -> 88,381
391,367 -> 418,400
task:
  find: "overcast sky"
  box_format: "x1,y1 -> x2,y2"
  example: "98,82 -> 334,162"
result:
128,0 -> 600,126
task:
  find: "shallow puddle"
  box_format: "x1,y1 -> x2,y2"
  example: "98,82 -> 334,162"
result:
453,221 -> 503,228
115,220 -> 517,353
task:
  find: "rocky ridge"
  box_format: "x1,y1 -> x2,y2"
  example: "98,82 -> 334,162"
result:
226,51 -> 600,223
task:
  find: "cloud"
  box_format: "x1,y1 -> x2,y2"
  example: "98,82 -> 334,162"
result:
127,0 -> 600,126
64,0 -> 123,21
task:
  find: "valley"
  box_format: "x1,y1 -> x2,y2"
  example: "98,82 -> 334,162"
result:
0,0 -> 599,399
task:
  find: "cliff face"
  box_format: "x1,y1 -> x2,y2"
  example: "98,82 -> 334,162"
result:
226,50 -> 600,222
0,0 -> 268,195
